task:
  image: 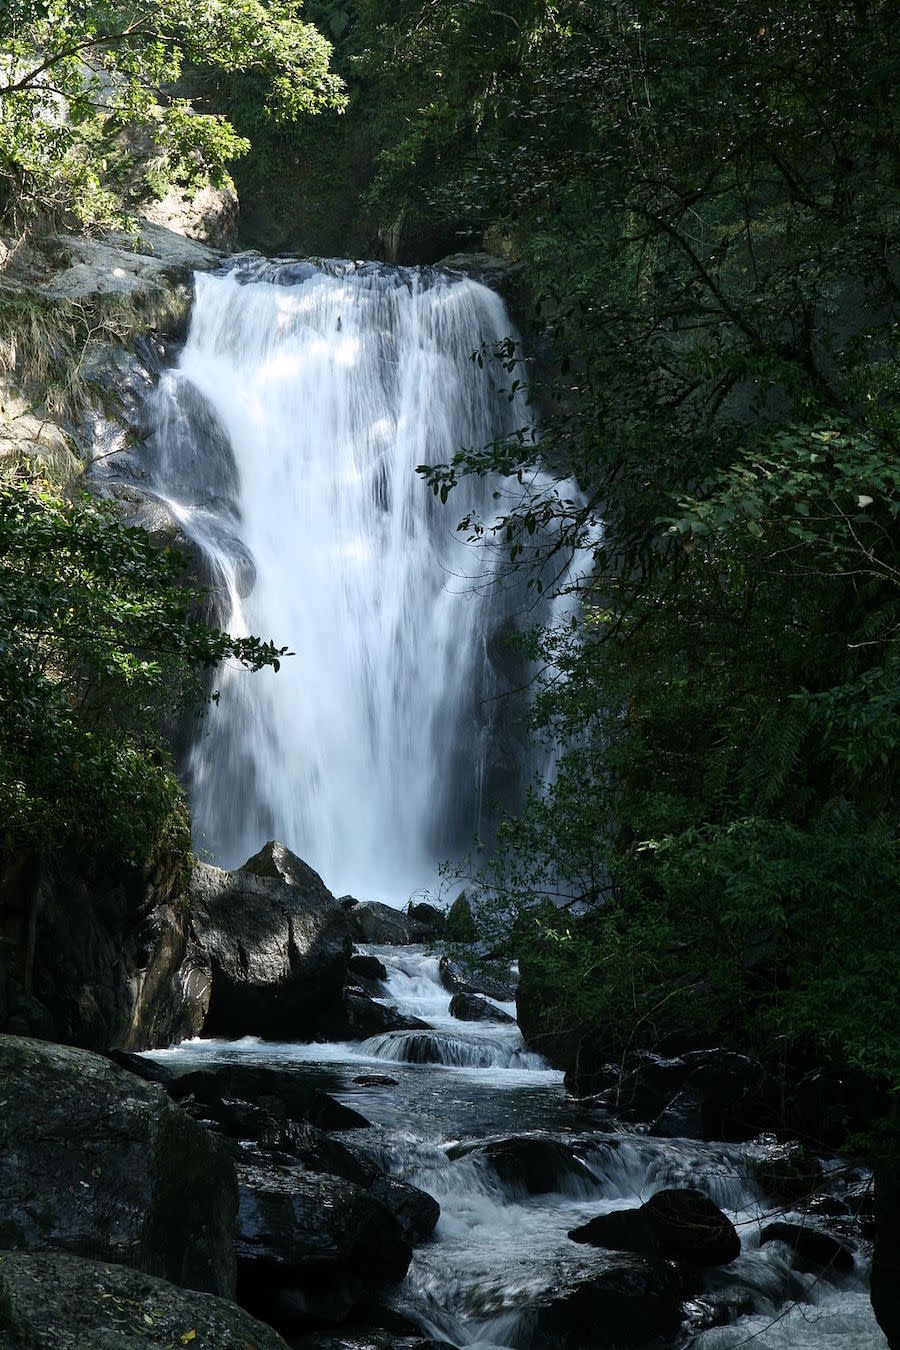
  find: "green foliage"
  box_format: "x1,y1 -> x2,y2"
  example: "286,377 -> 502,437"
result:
356,0 -> 900,1097
0,477 -> 287,879
0,0 -> 345,229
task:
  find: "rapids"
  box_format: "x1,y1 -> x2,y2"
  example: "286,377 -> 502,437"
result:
153,945 -> 884,1348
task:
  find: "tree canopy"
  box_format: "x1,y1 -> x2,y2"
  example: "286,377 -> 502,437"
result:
0,0 -> 346,228
349,0 -> 900,1098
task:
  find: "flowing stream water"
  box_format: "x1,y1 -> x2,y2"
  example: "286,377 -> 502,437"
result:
155,947 -> 883,1349
143,259 -> 885,1348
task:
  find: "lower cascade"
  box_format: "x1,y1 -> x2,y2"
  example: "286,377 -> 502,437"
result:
145,258 -> 533,901
150,940 -> 883,1349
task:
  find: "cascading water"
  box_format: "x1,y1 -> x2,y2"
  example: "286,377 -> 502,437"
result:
146,258 -> 532,900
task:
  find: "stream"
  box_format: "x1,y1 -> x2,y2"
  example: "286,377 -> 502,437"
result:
151,944 -> 884,1349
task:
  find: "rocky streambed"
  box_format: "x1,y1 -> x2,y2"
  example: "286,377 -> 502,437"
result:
0,842 -> 892,1349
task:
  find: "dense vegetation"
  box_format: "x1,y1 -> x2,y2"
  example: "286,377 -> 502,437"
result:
331,0 -> 900,1112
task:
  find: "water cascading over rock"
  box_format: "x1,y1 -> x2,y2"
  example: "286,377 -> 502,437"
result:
145,259 -> 532,901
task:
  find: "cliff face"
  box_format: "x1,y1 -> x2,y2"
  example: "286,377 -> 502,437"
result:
0,197 -> 232,1052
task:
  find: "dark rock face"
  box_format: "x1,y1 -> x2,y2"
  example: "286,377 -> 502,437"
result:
190,852 -> 350,1037
0,1036 -> 237,1296
569,1188 -> 741,1267
533,1255 -> 684,1348
439,954 -> 516,1004
754,1146 -> 824,1205
447,1135 -> 600,1196
760,1221 -> 855,1274
348,901 -> 437,945
0,1251 -> 289,1349
873,1155 -> 900,1347
449,991 -> 515,1023
1,848 -> 208,1051
407,901 -> 446,937
235,1158 -> 412,1330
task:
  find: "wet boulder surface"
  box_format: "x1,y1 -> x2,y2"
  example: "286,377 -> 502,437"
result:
0,1250 -> 289,1350
235,1157 -> 413,1329
190,843 -> 351,1038
0,1035 -> 237,1297
569,1188 -> 742,1267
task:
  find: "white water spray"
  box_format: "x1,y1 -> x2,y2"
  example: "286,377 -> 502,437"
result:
151,260 -> 531,900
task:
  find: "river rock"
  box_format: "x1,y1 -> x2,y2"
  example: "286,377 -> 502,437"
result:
533,1255 -> 684,1348
348,901 -> 437,945
0,1250 -> 289,1349
349,952 -> 389,983
569,1188 -> 741,1267
190,852 -> 351,1037
0,1035 -> 237,1296
759,1221 -> 855,1274
164,1062 -> 371,1135
447,1135 -> 599,1195
235,1158 -> 412,1330
407,900 -> 446,936
439,954 -> 516,1003
450,991 -> 515,1023
754,1145 -> 824,1205
316,987 -> 430,1041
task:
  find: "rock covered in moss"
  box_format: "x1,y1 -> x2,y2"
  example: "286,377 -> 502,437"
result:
0,1035 -> 237,1296
0,1250 -> 288,1349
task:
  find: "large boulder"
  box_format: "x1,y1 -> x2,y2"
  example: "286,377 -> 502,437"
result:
348,901 -> 437,946
449,991 -> 515,1024
759,1221 -> 855,1274
316,987 -> 430,1041
162,1061 -> 371,1136
0,1036 -> 237,1296
439,954 -> 516,1004
569,1188 -> 741,1267
0,1251 -> 288,1349
190,845 -> 351,1037
236,1158 -> 412,1330
532,1256 -> 684,1348
447,1135 -> 601,1196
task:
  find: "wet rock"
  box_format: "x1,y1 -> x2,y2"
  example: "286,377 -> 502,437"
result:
348,901 -> 437,945
369,1175 -> 441,1243
317,987 -> 430,1041
449,991 -> 515,1023
235,1158 -> 412,1330
439,954 -> 516,1003
256,1119 -> 372,1183
353,1073 -> 400,1087
349,953 -> 389,983
407,900 -> 446,936
0,1251 -> 288,1349
164,1062 -> 371,1135
754,1145 -> 824,1205
759,1221 -> 855,1274
190,852 -> 350,1037
448,1134 -> 598,1195
533,1255 -> 683,1348
873,1153 -> 900,1347
569,1188 -> 741,1267
0,1035 -> 237,1296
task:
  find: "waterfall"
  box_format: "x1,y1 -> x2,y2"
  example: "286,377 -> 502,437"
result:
147,259 -> 531,902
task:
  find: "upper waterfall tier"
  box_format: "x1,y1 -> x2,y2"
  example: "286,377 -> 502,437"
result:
149,259 -> 533,903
